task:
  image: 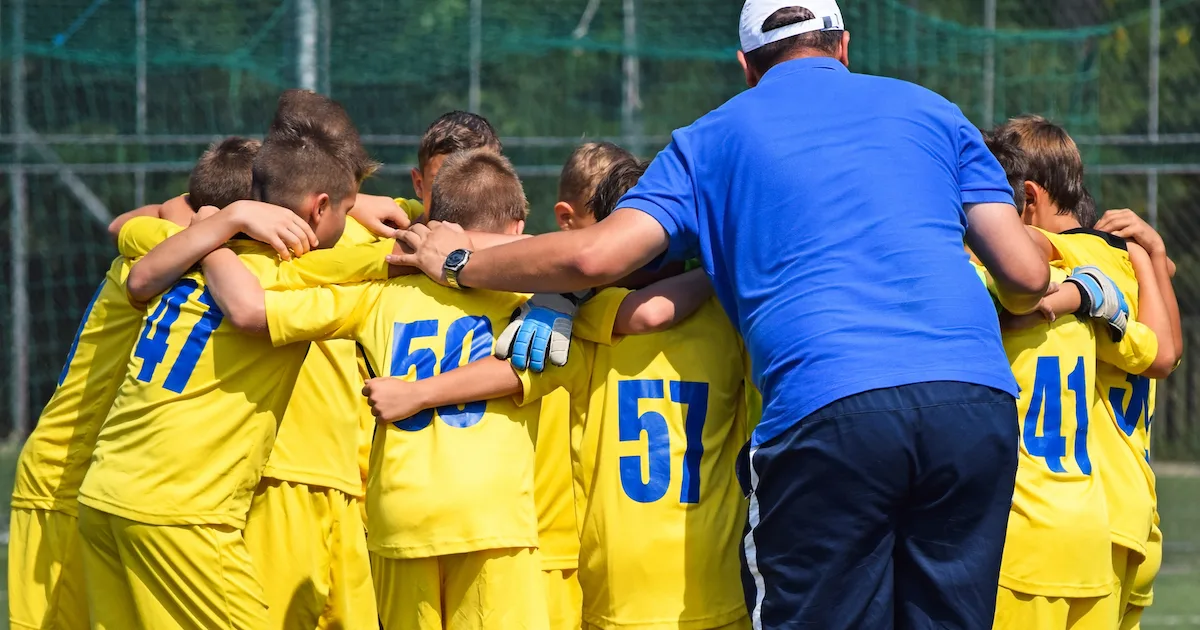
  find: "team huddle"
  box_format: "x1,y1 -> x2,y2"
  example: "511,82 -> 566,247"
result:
5,87 -> 1180,630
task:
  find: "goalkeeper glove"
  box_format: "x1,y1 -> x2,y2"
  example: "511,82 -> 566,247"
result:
495,291 -> 594,372
1064,265 -> 1129,341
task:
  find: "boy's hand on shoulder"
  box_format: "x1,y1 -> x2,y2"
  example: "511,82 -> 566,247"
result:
225,200 -> 319,260
1095,209 -> 1166,258
364,377 -> 425,425
350,194 -> 411,238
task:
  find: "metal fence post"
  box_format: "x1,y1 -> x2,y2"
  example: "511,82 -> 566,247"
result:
10,0 -> 30,441
297,0 -> 319,91
469,0 -> 482,113
983,0 -> 997,127
135,0 -> 147,207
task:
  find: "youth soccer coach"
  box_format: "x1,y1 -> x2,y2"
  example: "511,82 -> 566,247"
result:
395,1 -> 1051,627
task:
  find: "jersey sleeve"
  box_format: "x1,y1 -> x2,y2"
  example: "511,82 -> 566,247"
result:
265,282 -> 378,347
1097,320 -> 1158,375
117,217 -> 184,259
615,137 -> 700,264
514,338 -> 592,407
574,287 -> 634,346
260,240 -> 393,290
397,198 -> 425,222
955,110 -> 1016,207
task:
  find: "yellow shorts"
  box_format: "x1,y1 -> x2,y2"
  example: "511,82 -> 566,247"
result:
77,504 -> 266,630
1128,520 -> 1161,607
1112,544 -> 1141,614
372,547 -> 547,630
544,568 -> 582,630
993,586 -> 1119,630
243,478 -> 376,630
8,508 -> 88,630
1119,605 -> 1144,630
582,617 -> 750,630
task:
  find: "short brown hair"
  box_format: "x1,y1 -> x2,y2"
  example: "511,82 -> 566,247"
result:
589,158 -> 648,222
252,121 -> 358,213
188,136 -> 260,209
997,115 -> 1084,216
558,142 -> 634,214
417,111 -> 502,173
744,7 -> 844,75
428,149 -> 527,233
269,89 -> 379,183
1075,187 -> 1097,228
983,129 -> 1030,212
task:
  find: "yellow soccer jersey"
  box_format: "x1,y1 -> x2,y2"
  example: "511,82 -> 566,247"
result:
11,218 -> 183,515
519,297 -> 751,630
1042,229 -> 1158,555
996,266 -> 1112,597
260,217 -> 387,496
264,278 -> 540,558
535,388 -> 581,571
78,237 -> 393,528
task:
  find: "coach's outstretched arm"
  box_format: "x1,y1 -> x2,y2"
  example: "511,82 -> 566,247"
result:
393,209 -> 670,293
965,202 -> 1052,315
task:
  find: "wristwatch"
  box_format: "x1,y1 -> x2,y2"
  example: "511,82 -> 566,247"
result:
443,248 -> 472,289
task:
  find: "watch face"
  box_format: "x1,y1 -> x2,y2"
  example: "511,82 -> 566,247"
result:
445,249 -> 468,268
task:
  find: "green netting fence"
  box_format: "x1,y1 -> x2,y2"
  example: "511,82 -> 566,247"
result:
0,0 -> 1199,458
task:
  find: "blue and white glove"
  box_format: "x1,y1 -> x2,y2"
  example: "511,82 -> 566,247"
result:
1064,265 -> 1129,341
495,291 -> 594,372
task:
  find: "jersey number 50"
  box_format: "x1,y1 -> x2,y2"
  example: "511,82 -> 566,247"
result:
389,317 -> 493,431
132,279 -> 224,394
618,379 -> 709,504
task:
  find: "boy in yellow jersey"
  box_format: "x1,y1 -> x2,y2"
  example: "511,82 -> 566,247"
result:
235,89 -> 398,630
979,132 -> 1164,630
196,149 -> 547,630
74,99 -> 377,630
1088,208 -> 1181,630
347,110 -> 498,533
994,116 -> 1182,627
7,136 -> 263,630
366,158 -> 752,630
533,140 -> 635,630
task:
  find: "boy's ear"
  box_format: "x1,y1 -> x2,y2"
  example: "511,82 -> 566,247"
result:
311,192 -> 331,226
514,219 -> 526,235
554,201 -> 576,231
1022,181 -> 1040,221
411,168 -> 425,200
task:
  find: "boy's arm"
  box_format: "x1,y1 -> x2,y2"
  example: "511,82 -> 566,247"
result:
363,357 -> 522,424
613,268 -> 713,335
199,248 -> 269,335
126,201 -> 318,305
1096,209 -> 1183,363
1126,243 -> 1176,377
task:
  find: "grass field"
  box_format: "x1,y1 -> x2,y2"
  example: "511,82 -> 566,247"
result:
0,445 -> 1193,628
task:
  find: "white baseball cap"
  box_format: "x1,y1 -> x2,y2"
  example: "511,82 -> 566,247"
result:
739,0 -> 845,53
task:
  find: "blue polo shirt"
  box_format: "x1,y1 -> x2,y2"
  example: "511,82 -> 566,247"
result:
618,57 -> 1019,446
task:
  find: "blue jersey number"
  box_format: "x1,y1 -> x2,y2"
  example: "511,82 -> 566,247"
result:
58,280 -> 107,386
1109,373 -> 1152,462
1109,374 -> 1150,437
618,378 -> 710,504
132,280 -> 225,393
389,316 -> 493,431
1023,356 -> 1091,475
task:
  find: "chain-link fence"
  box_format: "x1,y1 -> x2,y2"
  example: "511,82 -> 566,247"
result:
1,0 -> 1199,457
